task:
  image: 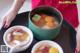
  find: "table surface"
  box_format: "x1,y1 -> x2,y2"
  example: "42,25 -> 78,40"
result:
0,12 -> 76,53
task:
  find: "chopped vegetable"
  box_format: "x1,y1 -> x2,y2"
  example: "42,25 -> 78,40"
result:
32,14 -> 41,22
32,14 -> 59,29
49,47 -> 59,53
45,16 -> 54,22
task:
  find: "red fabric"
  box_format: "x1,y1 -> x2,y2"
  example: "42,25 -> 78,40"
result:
32,0 -> 79,28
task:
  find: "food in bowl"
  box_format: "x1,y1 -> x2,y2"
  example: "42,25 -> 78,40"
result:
3,26 -> 33,51
31,40 -> 63,53
32,14 -> 59,29
35,44 -> 59,53
6,28 -> 29,47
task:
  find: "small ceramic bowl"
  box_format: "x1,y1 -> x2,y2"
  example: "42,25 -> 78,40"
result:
31,40 -> 63,53
3,25 -> 33,52
28,6 -> 63,40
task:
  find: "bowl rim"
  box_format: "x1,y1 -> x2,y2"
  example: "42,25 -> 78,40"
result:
31,40 -> 64,53
3,25 -> 33,51
29,6 -> 63,30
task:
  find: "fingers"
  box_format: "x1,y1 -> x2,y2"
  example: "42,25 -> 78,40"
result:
4,20 -> 11,28
2,17 -> 11,28
75,49 -> 80,53
2,17 -> 6,28
75,48 -> 79,53
75,40 -> 80,53
76,44 -> 80,53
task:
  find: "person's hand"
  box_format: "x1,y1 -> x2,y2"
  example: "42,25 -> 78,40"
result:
76,36 -> 80,53
2,11 -> 17,28
2,0 -> 25,28
76,42 -> 80,53
75,25 -> 80,53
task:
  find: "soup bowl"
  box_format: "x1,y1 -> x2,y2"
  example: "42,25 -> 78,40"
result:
3,25 -> 33,52
28,6 -> 63,40
31,40 -> 63,53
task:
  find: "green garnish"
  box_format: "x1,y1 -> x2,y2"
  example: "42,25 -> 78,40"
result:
32,14 -> 41,21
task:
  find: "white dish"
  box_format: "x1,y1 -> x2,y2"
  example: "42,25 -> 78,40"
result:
31,40 -> 63,53
3,25 -> 33,52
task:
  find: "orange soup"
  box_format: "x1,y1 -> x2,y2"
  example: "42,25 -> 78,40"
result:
32,14 -> 59,29
35,44 -> 59,53
6,28 -> 29,46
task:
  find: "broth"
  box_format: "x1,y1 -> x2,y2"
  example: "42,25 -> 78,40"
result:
6,28 -> 29,46
35,44 -> 59,53
32,14 -> 59,29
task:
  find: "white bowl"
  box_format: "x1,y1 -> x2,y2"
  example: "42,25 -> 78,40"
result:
3,25 -> 33,52
31,40 -> 63,53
